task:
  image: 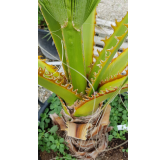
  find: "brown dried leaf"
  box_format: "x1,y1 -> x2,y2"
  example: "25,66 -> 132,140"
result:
49,113 -> 66,131
66,122 -> 92,140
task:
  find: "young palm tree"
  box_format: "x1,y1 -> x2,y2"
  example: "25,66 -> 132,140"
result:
38,0 -> 128,159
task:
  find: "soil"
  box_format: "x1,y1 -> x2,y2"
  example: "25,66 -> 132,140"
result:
96,133 -> 128,160
38,25 -> 45,30
39,150 -> 57,160
39,133 -> 128,160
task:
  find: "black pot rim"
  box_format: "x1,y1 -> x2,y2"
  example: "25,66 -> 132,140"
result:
38,96 -> 52,121
38,28 -> 49,33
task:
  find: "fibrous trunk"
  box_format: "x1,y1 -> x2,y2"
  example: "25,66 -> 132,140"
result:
50,104 -> 112,159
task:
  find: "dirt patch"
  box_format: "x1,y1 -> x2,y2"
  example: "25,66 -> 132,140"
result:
39,133 -> 128,160
96,133 -> 128,160
39,150 -> 57,160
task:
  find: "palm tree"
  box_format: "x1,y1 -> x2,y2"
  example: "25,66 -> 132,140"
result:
38,0 -> 128,159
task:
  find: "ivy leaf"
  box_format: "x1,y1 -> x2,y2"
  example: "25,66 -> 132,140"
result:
55,101 -> 61,106
114,116 -> 118,121
38,133 -> 44,139
52,93 -> 56,98
121,137 -> 126,140
124,95 -> 128,100
50,103 -> 56,109
45,118 -> 50,123
112,131 -> 117,136
50,144 -> 56,150
41,147 -> 45,152
114,96 -> 119,102
44,123 -> 48,128
43,137 -> 48,142
53,134 -> 58,140
45,133 -> 49,137
44,108 -> 49,114
118,113 -> 122,116
59,147 -> 64,153
60,144 -> 64,148
38,129 -> 42,133
122,149 -> 125,152
108,135 -> 114,141
111,121 -> 117,127
47,97 -> 54,103
57,143 -> 60,149
115,110 -> 118,114
47,141 -> 51,146
49,135 -> 54,142
122,110 -> 127,114
118,106 -> 123,111
51,98 -> 56,103
41,113 -> 47,121
122,115 -> 127,120
114,126 -> 118,131
39,121 -> 44,130
111,108 -> 115,113
40,113 -> 44,118
39,140 -> 43,145
49,125 -> 58,134
48,110 -> 56,114
66,154 -> 72,158
124,100 -> 128,108
59,138 -> 64,143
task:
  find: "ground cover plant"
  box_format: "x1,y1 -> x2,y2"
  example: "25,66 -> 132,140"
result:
38,0 -> 128,159
108,93 -> 128,141
38,93 -> 128,158
38,94 -> 76,160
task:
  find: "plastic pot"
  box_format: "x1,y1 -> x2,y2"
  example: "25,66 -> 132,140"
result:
38,98 -> 51,160
38,29 -> 59,60
38,98 -> 51,121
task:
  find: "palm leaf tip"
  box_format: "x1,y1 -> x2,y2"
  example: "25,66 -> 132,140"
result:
99,70 -> 128,88
98,76 -> 128,93
73,86 -> 127,117
38,67 -> 82,105
88,12 -> 128,83
87,29 -> 128,96
101,48 -> 128,81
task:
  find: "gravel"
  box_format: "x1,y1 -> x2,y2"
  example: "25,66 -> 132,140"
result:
38,86 -> 52,110
96,0 -> 128,21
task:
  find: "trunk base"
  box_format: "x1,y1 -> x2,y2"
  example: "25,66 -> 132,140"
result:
50,104 -> 112,159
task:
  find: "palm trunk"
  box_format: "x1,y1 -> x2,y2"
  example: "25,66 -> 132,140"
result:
50,103 -> 112,159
